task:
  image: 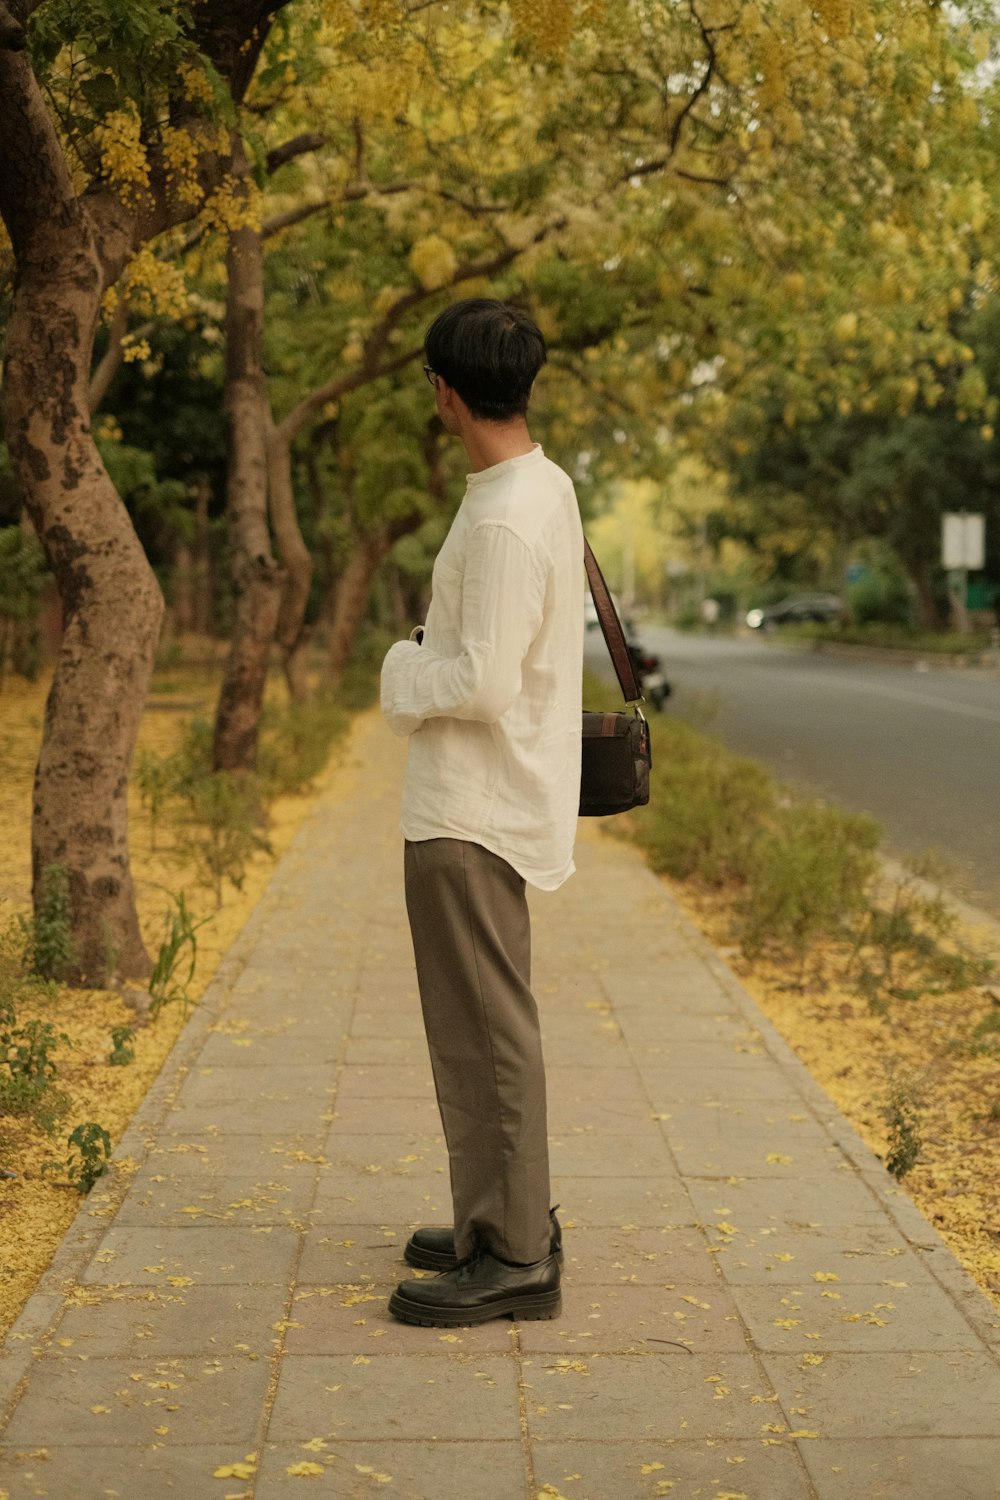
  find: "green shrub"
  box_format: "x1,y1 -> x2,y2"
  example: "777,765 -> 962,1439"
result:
0,925 -> 68,1129
635,719 -> 775,886
174,771 -> 272,906
148,890 -> 208,1018
879,1071 -> 925,1180
739,803 -> 881,971
44,1121 -> 112,1194
848,864 -> 994,1015
257,696 -> 347,799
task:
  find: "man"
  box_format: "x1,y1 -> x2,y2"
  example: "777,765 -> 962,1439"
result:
380,297 -> 583,1327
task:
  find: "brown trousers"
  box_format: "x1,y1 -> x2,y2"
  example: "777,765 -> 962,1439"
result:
404,837 -> 552,1264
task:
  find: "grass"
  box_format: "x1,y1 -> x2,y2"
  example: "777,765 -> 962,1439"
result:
777,621 -> 995,655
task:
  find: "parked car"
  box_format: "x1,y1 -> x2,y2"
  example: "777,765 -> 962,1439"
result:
746,593 -> 845,630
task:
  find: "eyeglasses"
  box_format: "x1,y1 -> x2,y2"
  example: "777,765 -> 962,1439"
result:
423,365 -> 438,386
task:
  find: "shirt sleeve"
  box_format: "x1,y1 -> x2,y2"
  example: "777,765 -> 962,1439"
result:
379,521 -> 545,732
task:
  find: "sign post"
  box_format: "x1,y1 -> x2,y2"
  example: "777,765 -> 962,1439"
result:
941,513 -> 985,634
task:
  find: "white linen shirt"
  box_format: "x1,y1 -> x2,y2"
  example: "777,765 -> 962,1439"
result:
380,444 -> 583,890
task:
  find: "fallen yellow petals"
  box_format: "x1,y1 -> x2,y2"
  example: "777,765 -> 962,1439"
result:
286,1460 -> 325,1476
213,1462 -> 256,1480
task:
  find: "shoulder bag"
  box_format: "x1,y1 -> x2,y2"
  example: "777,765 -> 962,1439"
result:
579,539 -> 652,817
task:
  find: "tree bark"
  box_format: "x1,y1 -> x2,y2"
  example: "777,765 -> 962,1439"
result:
322,538 -> 389,691
267,412 -> 314,703
213,172 -> 284,773
190,475 -> 213,635
0,51 -> 163,984
908,556 -> 942,631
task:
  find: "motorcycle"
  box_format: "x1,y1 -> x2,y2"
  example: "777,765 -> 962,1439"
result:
626,636 -> 671,712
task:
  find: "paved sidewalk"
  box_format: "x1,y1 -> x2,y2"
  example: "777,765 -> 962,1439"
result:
2,710 -> 999,1500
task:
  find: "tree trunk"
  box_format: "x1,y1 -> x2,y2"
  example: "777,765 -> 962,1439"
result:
213,163 -> 284,774
190,475 -> 213,635
285,622 -> 317,703
267,414 -> 314,703
0,52 -> 162,985
173,538 -> 195,632
908,556 -> 942,631
322,539 -> 387,690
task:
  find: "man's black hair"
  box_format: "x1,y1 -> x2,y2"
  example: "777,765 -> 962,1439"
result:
424,298 -> 547,422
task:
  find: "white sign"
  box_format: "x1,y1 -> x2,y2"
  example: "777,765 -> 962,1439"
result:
942,512 -> 985,570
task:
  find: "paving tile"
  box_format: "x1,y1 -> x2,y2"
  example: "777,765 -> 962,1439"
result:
531,1438 -> 810,1500
320,1134 -> 445,1172
642,1065 -> 805,1108
163,1092 -> 332,1135
295,1225 -> 412,1285
284,1285 -> 515,1355
331,1065 -> 436,1100
552,1176 -> 694,1228
761,1350 -> 1000,1437
541,1033 -> 634,1067
47,1282 -> 285,1358
706,1220 -> 939,1286
521,1352 -> 775,1440
143,1131 -> 327,1176
343,1035 -> 431,1066
654,1095 -> 817,1136
730,1278 -> 984,1354
798,1437 -> 1000,1500
546,1065 -> 651,1101
351,1006 -> 426,1038
0,1355 -> 270,1446
633,1040 -> 778,1075
601,967 -> 738,1010
0,1443 -> 267,1500
173,1063 -> 334,1104
311,1168 -> 449,1222
517,1279 -> 747,1355
112,1170 -> 316,1229
267,1354 -> 520,1441
548,1129 -> 675,1177
673,1137 -> 849,1180
79,1225 -> 301,1286
686,1171 -> 889,1234
559,1226 -> 719,1285
254,1440 -> 526,1499
617,1007 -> 761,1044
547,1093 -> 659,1132
324,1097 -> 442,1134
197,1025 -> 349,1066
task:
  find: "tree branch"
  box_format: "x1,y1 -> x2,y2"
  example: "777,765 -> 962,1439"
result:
262,178 -> 414,239
266,132 -> 326,175
277,214 -> 567,446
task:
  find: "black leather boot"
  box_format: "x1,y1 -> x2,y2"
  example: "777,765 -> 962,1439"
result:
389,1248 -> 561,1327
404,1206 -> 562,1271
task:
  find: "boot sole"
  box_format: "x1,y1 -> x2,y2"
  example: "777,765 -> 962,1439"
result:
388,1288 -> 562,1327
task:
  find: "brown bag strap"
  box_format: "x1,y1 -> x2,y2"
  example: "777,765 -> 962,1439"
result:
584,537 -> 643,704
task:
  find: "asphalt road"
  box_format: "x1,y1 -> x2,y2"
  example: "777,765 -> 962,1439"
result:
585,624 -> 1000,921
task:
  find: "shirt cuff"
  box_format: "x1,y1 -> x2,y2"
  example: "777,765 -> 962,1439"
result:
380,639 -> 425,737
